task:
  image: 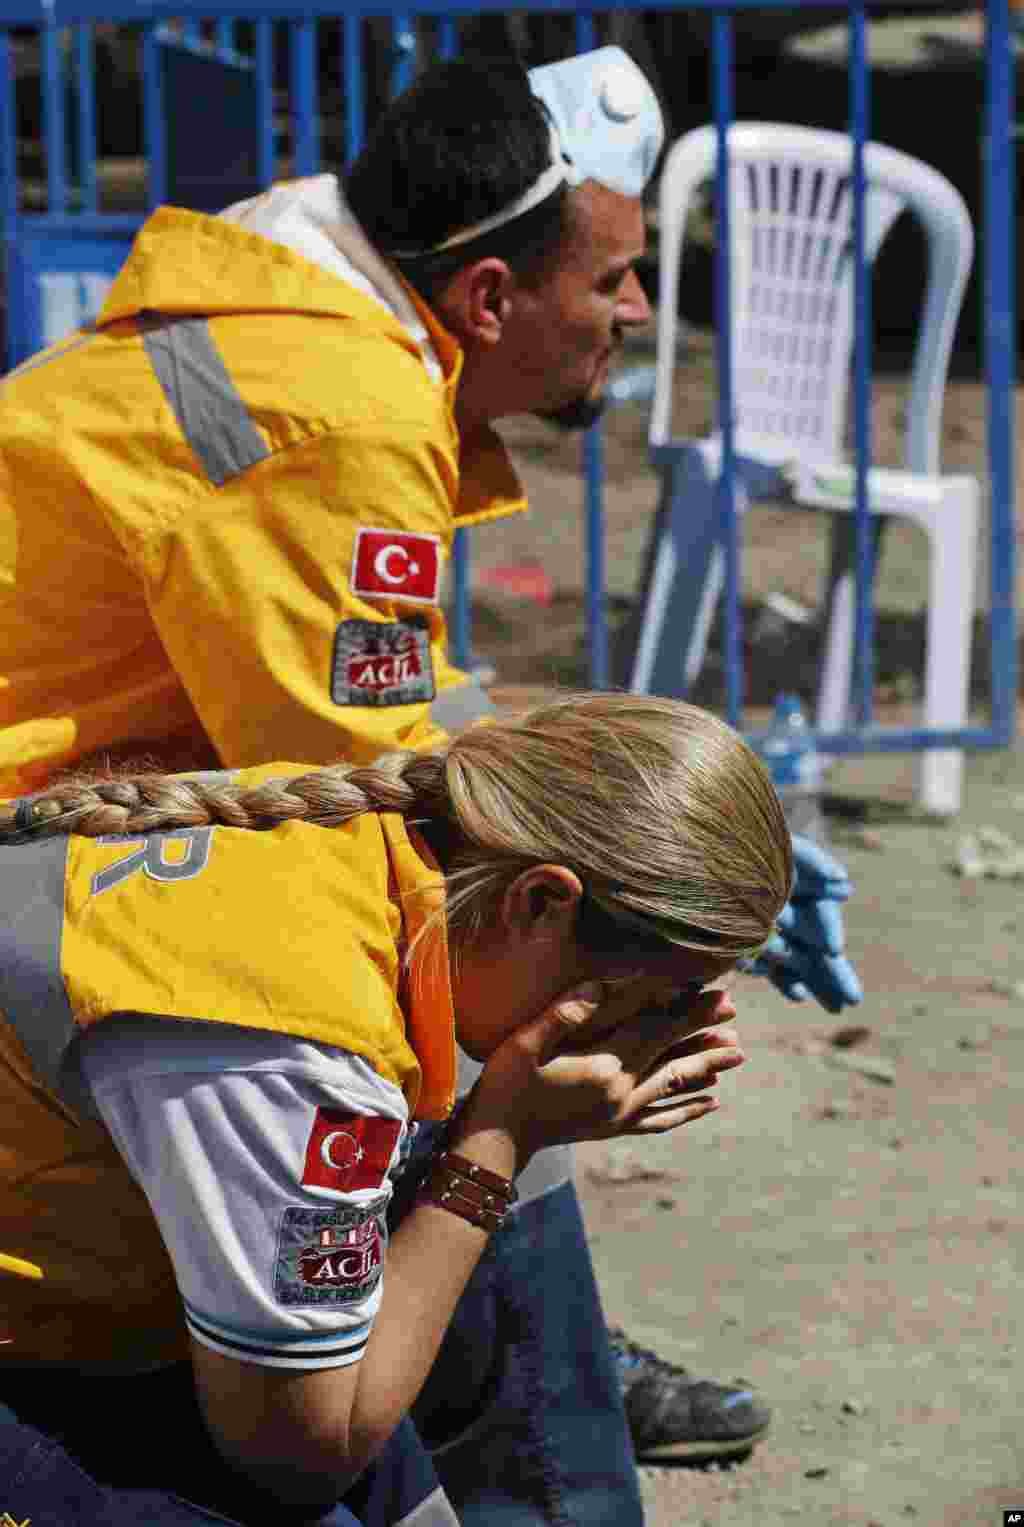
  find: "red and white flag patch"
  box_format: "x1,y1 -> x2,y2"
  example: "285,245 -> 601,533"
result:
351,528 -> 442,606
301,1110 -> 403,1197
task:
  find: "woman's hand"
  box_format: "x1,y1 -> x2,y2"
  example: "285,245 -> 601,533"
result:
462,977 -> 745,1162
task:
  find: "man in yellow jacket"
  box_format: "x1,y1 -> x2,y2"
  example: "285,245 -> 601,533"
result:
0,117 -> 524,791
0,44 -> 859,1525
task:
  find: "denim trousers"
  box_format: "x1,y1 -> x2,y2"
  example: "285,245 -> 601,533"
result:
0,1130 -> 643,1527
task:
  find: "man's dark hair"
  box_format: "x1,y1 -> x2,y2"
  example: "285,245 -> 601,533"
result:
345,54 -> 572,307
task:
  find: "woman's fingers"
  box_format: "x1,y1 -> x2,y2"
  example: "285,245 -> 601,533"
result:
541,977 -> 691,1062
643,1025 -> 742,1072
629,1094 -> 721,1134
611,989 -> 738,1075
631,1044 -> 745,1115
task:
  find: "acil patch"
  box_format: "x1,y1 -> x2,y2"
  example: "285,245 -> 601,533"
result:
275,1202 -> 387,1308
332,619 -> 435,707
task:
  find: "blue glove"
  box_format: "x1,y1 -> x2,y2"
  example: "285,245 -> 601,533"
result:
744,834 -> 863,1012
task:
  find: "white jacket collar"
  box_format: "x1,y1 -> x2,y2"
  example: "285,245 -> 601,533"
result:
219,175 -> 443,384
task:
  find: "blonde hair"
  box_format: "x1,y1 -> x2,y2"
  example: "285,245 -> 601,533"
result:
0,694 -> 792,964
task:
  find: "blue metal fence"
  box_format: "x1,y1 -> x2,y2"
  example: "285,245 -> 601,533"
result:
0,1 -> 1016,761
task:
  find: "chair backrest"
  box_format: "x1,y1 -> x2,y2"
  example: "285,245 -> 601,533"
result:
650,122 -> 974,475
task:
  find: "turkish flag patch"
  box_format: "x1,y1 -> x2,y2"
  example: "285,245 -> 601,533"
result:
301,1110 -> 403,1197
351,528 -> 442,605
331,619 -> 435,707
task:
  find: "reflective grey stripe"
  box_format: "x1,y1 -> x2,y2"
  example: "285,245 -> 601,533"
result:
0,837 -> 74,1095
456,1048 -> 572,1209
142,315 -> 269,486
430,682 -> 497,733
395,1486 -> 460,1527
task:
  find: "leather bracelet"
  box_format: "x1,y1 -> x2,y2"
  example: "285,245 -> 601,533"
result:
435,1149 -> 518,1204
417,1183 -> 507,1234
424,1163 -> 509,1217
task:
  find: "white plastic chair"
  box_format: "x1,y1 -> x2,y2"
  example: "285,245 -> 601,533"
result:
639,122 -> 978,815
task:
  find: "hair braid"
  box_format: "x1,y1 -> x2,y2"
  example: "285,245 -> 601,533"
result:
0,694 -> 794,969
0,753 -> 452,841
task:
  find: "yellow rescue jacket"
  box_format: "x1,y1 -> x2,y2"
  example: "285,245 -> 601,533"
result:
0,771 -> 456,1368
0,200 -> 526,793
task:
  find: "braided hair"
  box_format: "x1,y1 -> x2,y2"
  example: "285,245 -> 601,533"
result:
1,752 -> 449,841
0,694 -> 793,965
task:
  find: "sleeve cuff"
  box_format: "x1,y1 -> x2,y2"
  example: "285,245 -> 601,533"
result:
184,1300 -> 372,1370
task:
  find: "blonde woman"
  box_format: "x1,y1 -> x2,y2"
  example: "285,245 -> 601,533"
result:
0,693 -> 790,1527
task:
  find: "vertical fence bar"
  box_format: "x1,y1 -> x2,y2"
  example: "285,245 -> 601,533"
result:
215,18 -> 234,55
712,9 -> 741,727
0,27 -> 18,370
575,10 -> 597,52
583,419 -> 609,689
342,13 -> 364,172
0,29 -> 15,234
437,14 -> 458,61
436,12 -> 473,671
290,18 -> 318,177
42,19 -> 67,215
575,8 -> 609,687
848,2 -> 874,728
74,26 -> 97,214
984,0 -> 1017,742
255,19 -> 275,188
391,13 -> 416,98
142,23 -> 167,211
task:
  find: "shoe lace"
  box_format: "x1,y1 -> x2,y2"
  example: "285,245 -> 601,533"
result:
609,1328 -> 689,1378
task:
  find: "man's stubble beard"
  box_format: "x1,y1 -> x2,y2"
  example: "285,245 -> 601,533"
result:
533,394 -> 608,432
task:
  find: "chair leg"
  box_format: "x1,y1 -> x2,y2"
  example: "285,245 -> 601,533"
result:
917,478 -> 979,816
815,514 -> 888,747
625,453 -> 727,697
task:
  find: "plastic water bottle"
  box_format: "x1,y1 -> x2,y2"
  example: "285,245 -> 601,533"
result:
758,693 -> 828,843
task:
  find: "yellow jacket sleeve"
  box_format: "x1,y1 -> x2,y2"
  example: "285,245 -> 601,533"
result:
140,426 -> 487,769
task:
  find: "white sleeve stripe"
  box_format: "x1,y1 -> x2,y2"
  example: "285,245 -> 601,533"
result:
182,1297 -> 373,1350
189,1322 -> 367,1371
185,1307 -> 370,1363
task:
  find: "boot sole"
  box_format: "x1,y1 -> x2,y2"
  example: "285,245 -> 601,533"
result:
635,1420 -> 771,1462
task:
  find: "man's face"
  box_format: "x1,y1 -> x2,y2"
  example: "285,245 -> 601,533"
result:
498,182 -> 650,429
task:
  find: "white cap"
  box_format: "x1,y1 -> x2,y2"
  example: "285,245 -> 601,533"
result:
405,47 -> 663,257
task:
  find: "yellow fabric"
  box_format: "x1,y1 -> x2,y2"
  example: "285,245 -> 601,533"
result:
0,790 -> 456,1368
60,775 -> 456,1119
0,206 -> 526,792
0,1011 -> 189,1369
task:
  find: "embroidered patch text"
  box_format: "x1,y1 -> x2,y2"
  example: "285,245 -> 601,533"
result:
275,1202 -> 386,1308
331,619 -> 435,707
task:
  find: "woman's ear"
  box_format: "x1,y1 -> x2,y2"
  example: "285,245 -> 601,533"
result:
500,864 -> 584,946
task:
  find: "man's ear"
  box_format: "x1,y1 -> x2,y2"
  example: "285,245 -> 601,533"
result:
500,864 -> 584,946
435,257 -> 515,347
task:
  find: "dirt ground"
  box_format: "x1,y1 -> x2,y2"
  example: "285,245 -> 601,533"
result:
471,332 -> 1023,1527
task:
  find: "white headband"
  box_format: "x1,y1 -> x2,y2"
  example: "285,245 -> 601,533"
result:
410,120 -> 579,256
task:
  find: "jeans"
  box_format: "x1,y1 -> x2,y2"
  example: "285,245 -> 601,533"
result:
0,1141 -> 642,1526
396,1123 -> 644,1527
0,1368 -> 454,1526
0,1371 -> 370,1526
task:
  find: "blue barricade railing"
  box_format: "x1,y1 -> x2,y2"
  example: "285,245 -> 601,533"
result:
0,2 -> 1015,769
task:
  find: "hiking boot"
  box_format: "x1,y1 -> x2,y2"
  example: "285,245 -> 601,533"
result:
607,1327 -> 772,1462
